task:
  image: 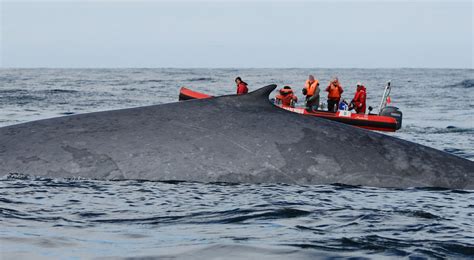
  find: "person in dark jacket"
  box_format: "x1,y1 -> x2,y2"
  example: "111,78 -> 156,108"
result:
235,77 -> 248,95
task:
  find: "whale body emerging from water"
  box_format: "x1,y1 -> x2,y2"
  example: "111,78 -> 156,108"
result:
0,85 -> 473,189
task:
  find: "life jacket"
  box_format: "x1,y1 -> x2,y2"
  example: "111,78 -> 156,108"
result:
237,82 -> 248,95
326,82 -> 343,100
276,88 -> 298,107
280,88 -> 293,95
353,86 -> 367,114
304,79 -> 319,97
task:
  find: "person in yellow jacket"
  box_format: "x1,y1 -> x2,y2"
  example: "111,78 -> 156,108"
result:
302,75 -> 320,112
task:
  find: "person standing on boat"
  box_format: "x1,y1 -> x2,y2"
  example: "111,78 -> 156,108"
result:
302,75 -> 320,112
235,77 -> 249,95
325,77 -> 344,112
350,82 -> 367,114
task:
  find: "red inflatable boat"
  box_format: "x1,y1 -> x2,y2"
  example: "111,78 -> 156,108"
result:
179,87 -> 212,101
178,86 -> 402,132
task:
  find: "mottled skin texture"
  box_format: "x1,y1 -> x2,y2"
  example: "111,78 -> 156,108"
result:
0,85 -> 473,189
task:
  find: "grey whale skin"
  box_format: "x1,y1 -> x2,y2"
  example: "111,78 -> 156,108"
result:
1,85 -> 473,189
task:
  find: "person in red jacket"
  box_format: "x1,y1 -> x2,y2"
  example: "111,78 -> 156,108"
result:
350,82 -> 367,114
275,86 -> 298,107
235,77 -> 248,95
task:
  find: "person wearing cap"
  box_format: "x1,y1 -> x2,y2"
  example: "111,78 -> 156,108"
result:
275,86 -> 298,107
302,75 -> 320,112
325,77 -> 344,112
350,82 -> 367,114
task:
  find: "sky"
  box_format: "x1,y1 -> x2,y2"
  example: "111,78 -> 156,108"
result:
1,0 -> 472,68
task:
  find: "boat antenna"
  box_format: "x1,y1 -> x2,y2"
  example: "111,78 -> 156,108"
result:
378,81 -> 391,115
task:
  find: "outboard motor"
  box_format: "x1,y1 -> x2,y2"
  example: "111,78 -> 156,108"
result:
377,81 -> 403,130
380,106 -> 403,130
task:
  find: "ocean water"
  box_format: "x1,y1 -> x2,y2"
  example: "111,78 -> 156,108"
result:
1,68 -> 473,259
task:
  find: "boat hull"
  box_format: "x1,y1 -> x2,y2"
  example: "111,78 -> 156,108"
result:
179,87 -> 399,132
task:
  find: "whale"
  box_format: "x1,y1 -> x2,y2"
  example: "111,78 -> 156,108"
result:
0,85 -> 473,189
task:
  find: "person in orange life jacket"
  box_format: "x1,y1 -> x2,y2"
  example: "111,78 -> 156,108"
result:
349,82 -> 367,114
325,77 -> 344,112
302,75 -> 320,112
275,86 -> 298,107
235,77 -> 248,95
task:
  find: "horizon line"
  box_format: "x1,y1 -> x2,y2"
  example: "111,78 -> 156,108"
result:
1,66 -> 473,70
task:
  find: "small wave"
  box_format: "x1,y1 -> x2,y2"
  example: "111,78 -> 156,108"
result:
413,186 -> 454,192
188,77 -> 213,82
151,244 -> 334,260
215,208 -> 311,224
72,79 -> 100,85
404,125 -> 474,134
0,76 -> 17,83
0,198 -> 27,204
2,172 -> 31,180
397,209 -> 442,220
458,79 -> 474,88
1,209 -> 81,223
434,241 -> 474,256
46,89 -> 79,94
121,87 -> 139,91
138,79 -> 163,84
285,235 -> 414,256
331,183 -> 363,189
439,126 -> 474,134
0,95 -> 46,105
0,207 -> 28,218
443,148 -> 470,158
92,214 -> 186,224
0,89 -> 28,95
90,207 -> 311,225
159,180 -> 189,184
76,212 -> 107,218
336,236 -> 440,257
447,79 -> 474,88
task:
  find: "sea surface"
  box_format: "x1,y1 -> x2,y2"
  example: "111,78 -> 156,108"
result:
1,68 -> 473,259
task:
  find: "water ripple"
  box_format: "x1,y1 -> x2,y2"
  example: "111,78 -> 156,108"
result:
1,177 -> 473,259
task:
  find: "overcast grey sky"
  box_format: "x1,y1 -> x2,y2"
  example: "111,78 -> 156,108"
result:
1,0 -> 472,68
